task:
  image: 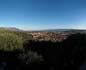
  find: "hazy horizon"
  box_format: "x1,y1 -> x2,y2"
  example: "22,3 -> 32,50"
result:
0,0 -> 86,30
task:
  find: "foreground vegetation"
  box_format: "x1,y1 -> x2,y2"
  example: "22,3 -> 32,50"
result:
0,29 -> 32,51
0,30 -> 86,70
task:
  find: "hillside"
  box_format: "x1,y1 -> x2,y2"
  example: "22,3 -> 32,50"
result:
0,27 -> 22,31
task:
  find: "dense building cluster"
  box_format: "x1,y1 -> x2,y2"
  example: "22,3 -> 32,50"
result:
28,32 -> 69,42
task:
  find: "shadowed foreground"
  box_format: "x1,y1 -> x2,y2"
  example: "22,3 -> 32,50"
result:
0,33 -> 86,70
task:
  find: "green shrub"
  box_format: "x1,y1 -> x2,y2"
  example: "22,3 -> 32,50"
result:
0,30 -> 25,51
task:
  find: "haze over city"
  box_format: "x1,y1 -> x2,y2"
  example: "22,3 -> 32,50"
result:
0,0 -> 86,30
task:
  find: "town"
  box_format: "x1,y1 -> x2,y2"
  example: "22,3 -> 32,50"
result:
28,31 -> 70,42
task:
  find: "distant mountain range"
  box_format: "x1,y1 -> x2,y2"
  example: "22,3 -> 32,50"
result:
42,29 -> 86,32
28,29 -> 86,33
0,27 -> 86,33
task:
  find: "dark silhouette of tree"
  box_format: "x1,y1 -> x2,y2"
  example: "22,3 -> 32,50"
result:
62,33 -> 86,70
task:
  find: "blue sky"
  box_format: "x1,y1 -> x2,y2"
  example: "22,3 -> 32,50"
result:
0,0 -> 86,30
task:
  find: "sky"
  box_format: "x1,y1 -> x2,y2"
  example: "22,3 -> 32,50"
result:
0,0 -> 86,30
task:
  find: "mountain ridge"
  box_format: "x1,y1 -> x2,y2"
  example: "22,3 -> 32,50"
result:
0,27 -> 86,33
0,27 -> 23,31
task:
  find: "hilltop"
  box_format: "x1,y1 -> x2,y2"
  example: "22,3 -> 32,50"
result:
0,27 -> 22,31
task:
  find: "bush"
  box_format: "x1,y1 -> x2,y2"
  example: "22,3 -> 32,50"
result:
18,50 -> 44,64
0,30 -> 25,51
